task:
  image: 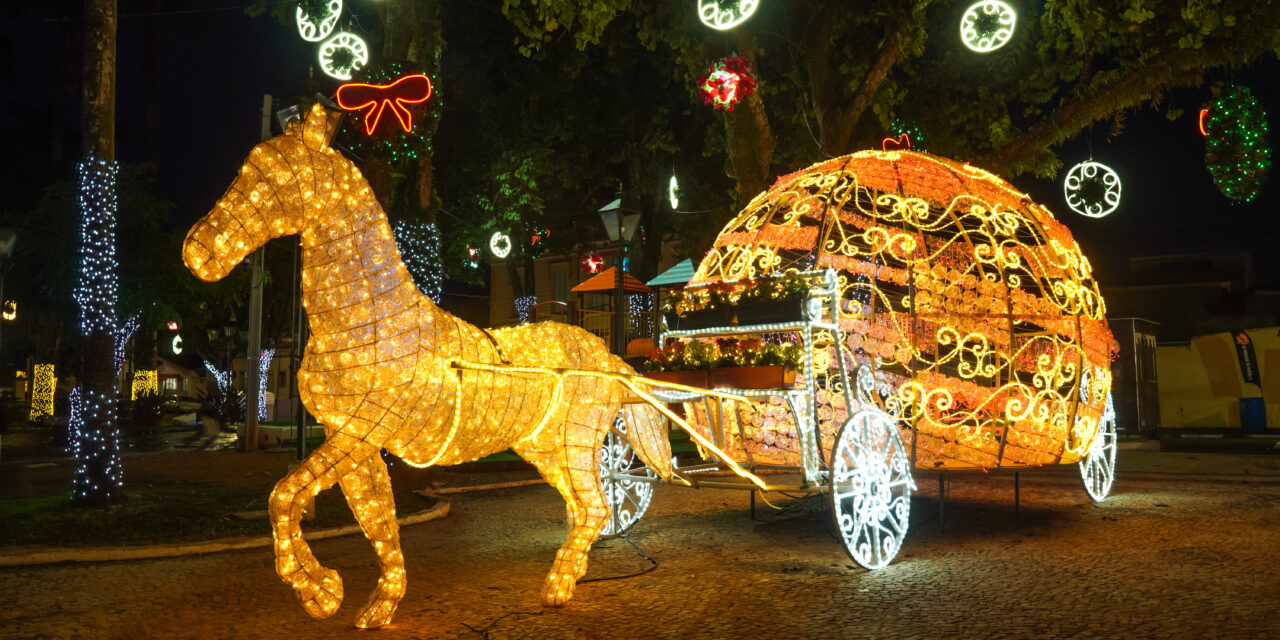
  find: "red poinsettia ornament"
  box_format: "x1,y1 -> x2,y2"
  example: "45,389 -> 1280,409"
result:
580,253 -> 605,274
697,54 -> 756,111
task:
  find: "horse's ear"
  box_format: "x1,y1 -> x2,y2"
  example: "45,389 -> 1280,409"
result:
300,103 -> 342,148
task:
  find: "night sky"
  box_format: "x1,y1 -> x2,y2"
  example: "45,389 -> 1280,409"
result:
2,1 -> 1278,287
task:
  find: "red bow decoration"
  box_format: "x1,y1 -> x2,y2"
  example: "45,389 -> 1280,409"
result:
336,74 -> 433,136
882,133 -> 912,151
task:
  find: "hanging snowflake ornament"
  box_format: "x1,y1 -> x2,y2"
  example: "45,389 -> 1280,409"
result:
318,32 -> 369,81
1063,161 -> 1122,218
489,231 -> 512,259
960,0 -> 1016,53
697,55 -> 756,111
697,0 -> 760,31
295,0 -> 342,42
1203,86 -> 1272,202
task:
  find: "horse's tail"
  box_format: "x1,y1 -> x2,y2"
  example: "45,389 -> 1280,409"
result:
618,401 -> 674,480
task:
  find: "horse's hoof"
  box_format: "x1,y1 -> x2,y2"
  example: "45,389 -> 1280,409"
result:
355,597 -> 399,629
541,573 -> 576,607
299,568 -> 344,619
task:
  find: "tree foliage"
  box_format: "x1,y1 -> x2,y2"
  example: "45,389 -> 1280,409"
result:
500,0 -> 1280,187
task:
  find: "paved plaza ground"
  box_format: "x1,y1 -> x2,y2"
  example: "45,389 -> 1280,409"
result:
3,450 -> 1280,639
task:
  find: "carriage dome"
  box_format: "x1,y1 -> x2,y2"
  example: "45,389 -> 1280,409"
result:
690,150 -> 1118,470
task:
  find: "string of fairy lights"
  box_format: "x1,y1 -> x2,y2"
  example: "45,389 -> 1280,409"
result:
391,219 -> 443,302
70,156 -> 124,500
204,360 -> 233,400
114,313 -> 139,374
259,347 -> 276,420
73,158 -> 118,336
69,387 -> 123,499
131,370 -> 157,400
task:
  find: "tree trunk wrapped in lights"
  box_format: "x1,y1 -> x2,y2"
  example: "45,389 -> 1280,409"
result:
73,0 -> 124,505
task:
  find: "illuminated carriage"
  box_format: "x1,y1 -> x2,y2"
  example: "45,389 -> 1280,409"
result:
589,150 -> 1120,569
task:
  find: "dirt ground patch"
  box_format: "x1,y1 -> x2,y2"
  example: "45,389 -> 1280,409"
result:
0,449 -> 539,549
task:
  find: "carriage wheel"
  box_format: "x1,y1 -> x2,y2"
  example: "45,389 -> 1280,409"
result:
1079,393 -> 1118,501
830,408 -> 913,570
598,413 -> 657,538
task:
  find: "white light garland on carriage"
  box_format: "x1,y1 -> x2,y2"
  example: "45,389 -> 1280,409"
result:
697,0 -> 759,30
1063,160 -> 1122,218
960,0 -> 1016,52
259,347 -> 276,420
318,32 -> 369,81
668,175 -> 680,209
171,334 -> 184,355
181,104 -> 676,629
296,0 -> 342,42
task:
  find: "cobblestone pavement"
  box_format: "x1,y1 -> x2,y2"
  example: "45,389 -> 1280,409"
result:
3,461 -> 1279,640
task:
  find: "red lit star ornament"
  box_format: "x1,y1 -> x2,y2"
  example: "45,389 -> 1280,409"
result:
337,74 -> 433,135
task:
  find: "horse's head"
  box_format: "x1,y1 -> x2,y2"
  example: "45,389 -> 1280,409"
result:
183,103 -> 346,282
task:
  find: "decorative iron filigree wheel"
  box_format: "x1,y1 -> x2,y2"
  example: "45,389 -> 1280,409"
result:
830,408 -> 913,569
1079,393 -> 1118,501
598,413 -> 656,537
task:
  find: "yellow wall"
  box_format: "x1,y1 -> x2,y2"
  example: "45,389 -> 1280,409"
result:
1157,328 -> 1278,428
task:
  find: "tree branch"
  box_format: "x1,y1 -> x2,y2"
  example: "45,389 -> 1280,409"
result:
825,2 -> 928,154
983,31 -> 1280,176
804,15 -> 838,152
726,32 -> 776,201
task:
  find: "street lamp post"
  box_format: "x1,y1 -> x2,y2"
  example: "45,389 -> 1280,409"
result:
597,196 -> 641,355
0,230 -> 17,366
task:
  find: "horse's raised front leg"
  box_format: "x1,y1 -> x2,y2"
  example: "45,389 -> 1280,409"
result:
514,406 -> 614,606
269,438 -> 375,619
337,451 -> 405,629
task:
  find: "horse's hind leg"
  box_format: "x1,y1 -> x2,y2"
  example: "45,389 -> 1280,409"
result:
514,406 -> 615,606
270,439 -> 375,618
337,452 -> 405,628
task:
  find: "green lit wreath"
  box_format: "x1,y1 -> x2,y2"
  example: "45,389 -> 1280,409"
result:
1204,86 -> 1272,202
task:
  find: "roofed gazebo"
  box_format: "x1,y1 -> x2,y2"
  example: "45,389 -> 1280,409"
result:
570,266 -> 653,355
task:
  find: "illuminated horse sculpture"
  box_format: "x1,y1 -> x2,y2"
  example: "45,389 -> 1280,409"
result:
182,104 -> 673,628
